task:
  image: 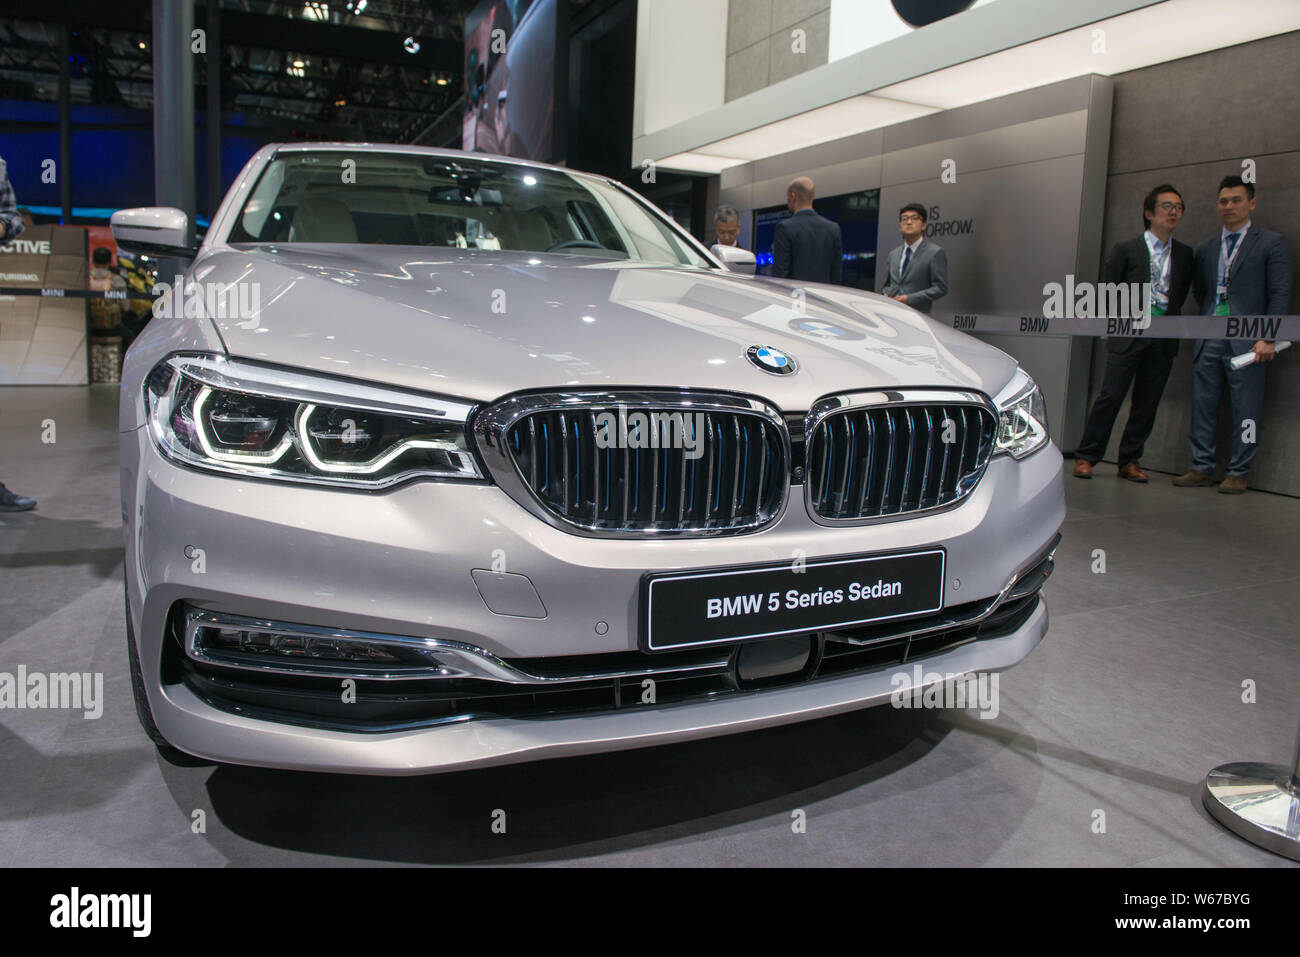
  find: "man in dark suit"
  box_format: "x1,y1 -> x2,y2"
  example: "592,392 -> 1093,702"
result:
1073,184 -> 1192,482
1174,175 -> 1293,494
771,177 -> 842,284
880,203 -> 949,314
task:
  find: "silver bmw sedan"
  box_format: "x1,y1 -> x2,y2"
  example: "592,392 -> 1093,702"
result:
113,143 -> 1063,774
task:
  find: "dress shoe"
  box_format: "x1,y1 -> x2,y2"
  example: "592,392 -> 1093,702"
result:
1218,475 -> 1248,495
1072,459 -> 1093,479
1117,462 -> 1148,483
0,483 -> 37,512
1172,469 -> 1215,487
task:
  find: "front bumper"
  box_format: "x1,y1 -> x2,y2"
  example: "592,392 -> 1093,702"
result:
122,424 -> 1064,773
154,598 -> 1048,775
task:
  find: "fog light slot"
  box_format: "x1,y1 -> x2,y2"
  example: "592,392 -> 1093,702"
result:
208,625 -> 416,666
184,607 -> 460,680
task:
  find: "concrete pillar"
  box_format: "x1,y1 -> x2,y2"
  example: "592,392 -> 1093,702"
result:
206,0 -> 221,225
58,22 -> 71,223
152,0 -> 196,246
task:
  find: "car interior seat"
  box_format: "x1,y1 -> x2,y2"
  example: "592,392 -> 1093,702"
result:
289,197 -> 359,243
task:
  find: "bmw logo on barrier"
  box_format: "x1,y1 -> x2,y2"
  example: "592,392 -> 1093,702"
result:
746,345 -> 798,375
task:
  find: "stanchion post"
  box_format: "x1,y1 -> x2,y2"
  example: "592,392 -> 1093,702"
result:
1290,712 -> 1300,789
1202,711 -> 1300,861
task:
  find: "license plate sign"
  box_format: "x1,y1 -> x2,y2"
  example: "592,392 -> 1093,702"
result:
642,549 -> 945,652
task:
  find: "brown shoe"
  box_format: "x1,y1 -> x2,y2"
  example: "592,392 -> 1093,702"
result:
1218,475 -> 1248,495
1117,462 -> 1148,483
1072,459 -> 1093,478
1172,469 -> 1215,487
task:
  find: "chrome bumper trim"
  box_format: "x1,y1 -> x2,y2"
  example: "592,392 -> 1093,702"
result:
183,607 -> 731,684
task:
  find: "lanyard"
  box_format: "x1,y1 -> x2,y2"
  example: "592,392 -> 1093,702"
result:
1144,232 -> 1171,300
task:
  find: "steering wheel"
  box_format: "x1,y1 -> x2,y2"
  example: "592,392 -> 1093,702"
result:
546,239 -> 606,253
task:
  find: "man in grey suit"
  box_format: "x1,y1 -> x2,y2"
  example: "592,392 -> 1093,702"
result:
880,203 -> 948,314
1174,175 -> 1293,494
771,177 -> 842,284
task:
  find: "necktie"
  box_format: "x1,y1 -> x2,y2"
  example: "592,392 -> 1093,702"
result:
901,246 -> 912,277
1225,232 -> 1240,257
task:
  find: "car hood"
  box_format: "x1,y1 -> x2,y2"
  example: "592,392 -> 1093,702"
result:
195,245 -> 1017,409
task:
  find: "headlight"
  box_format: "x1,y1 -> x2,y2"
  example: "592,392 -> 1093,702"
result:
994,372 -> 1049,460
145,355 -> 483,487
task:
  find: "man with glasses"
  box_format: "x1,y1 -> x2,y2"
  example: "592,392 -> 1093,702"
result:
880,203 -> 948,314
1073,185 -> 1192,482
1174,175 -> 1293,494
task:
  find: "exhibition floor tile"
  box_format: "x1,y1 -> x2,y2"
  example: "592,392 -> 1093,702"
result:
1,385 -> 1296,866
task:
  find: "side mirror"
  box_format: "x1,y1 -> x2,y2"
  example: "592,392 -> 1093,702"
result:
111,207 -> 197,258
712,243 -> 756,275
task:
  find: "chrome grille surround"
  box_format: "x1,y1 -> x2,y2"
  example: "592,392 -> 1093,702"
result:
804,389 -> 997,525
474,390 -> 791,538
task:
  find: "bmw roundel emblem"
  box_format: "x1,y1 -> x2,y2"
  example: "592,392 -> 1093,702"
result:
746,345 -> 797,376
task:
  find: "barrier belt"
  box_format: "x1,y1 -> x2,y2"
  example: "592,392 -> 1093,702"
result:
944,313 -> 1300,340
0,287 -> 140,301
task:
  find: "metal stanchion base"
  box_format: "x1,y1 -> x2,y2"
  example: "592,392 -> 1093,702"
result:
1202,762 -> 1300,862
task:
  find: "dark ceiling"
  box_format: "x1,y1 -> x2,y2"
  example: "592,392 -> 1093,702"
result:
0,0 -> 501,144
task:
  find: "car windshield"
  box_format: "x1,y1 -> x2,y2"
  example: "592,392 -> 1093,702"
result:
227,150 -> 713,267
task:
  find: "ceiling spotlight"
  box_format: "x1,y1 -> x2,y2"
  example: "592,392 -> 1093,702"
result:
436,76 -> 448,86
403,36 -> 420,54
137,41 -> 147,50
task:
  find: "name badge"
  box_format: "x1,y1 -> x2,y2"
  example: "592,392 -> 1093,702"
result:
1149,303 -> 1166,317
1214,301 -> 1230,317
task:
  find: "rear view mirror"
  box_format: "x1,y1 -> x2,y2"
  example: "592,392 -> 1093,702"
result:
427,186 -> 502,206
111,207 -> 197,258
712,244 -> 756,275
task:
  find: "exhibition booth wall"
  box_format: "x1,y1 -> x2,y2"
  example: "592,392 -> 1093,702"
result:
1091,31 -> 1300,496
718,74 -> 1113,455
717,30 -> 1300,497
